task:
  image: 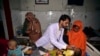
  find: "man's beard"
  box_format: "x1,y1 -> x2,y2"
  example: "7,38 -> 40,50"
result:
62,25 -> 67,28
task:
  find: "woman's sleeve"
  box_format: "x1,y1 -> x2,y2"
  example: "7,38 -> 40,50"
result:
34,19 -> 42,36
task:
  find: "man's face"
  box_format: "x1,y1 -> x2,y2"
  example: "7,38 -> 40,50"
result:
61,19 -> 70,28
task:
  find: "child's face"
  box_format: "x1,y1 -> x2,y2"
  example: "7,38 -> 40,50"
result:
8,41 -> 17,50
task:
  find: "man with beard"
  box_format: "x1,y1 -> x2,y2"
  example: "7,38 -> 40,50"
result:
35,14 -> 71,50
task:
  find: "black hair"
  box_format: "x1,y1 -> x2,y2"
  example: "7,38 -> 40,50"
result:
73,48 -> 82,56
59,14 -> 71,23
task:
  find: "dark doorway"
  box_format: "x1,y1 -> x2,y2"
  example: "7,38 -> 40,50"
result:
0,15 -> 5,39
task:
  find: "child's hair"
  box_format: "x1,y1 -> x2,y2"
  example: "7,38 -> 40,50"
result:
73,48 -> 82,56
8,39 -> 17,42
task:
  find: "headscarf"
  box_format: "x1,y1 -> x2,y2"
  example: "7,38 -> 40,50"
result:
67,20 -> 86,56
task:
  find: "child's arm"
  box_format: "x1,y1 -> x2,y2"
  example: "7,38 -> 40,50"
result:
22,46 -> 33,55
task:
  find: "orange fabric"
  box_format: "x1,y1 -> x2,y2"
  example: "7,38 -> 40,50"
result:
67,20 -> 86,56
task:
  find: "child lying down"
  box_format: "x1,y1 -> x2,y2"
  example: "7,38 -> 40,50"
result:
43,46 -> 82,56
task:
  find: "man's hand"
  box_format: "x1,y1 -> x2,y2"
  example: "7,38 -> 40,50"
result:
66,45 -> 75,50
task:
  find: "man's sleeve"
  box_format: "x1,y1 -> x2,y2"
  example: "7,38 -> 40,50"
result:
49,26 -> 67,50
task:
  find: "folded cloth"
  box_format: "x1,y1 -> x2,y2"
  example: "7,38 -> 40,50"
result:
22,46 -> 32,53
38,47 -> 48,52
26,41 -> 37,50
30,49 -> 41,56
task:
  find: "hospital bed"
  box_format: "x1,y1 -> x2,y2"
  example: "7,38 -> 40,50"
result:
86,42 -> 100,56
16,36 -> 100,56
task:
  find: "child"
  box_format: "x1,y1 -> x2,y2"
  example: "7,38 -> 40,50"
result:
63,47 -> 82,56
43,46 -> 82,56
7,39 -> 25,56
